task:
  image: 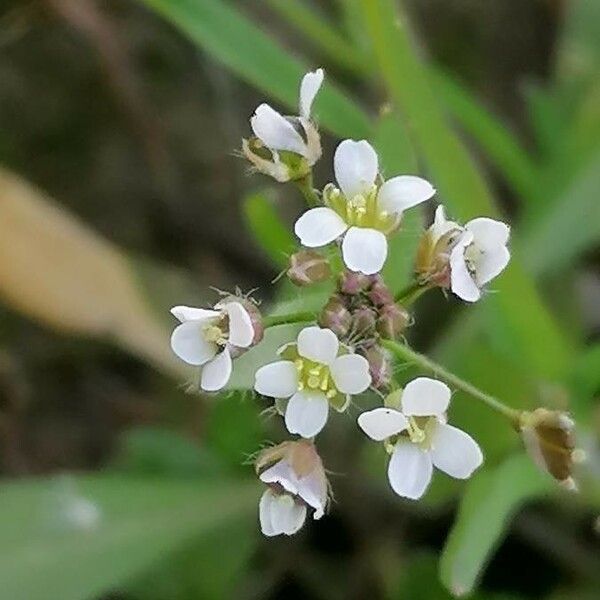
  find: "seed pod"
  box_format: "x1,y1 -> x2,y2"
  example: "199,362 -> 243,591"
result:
377,303 -> 410,340
287,250 -> 331,287
518,408 -> 578,490
319,295 -> 352,337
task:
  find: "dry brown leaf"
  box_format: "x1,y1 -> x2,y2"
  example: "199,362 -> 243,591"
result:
0,167 -> 185,379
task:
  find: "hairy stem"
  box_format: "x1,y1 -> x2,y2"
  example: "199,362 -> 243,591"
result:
381,340 -> 519,422
264,311 -> 316,328
295,172 -> 320,207
394,280 -> 433,305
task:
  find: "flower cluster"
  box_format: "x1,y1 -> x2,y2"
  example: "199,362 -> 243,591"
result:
168,69 -> 577,538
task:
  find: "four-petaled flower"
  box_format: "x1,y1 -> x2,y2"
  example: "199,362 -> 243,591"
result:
256,440 -> 329,537
254,326 -> 371,438
294,139 -> 435,275
243,69 -> 324,182
358,377 -> 483,499
170,302 -> 254,391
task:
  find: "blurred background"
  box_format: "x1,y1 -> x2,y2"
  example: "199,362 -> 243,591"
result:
0,0 -> 599,599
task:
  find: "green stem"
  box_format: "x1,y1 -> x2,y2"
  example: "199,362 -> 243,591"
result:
382,339 -> 519,423
295,172 -> 320,207
395,280 -> 432,305
264,311 -> 316,328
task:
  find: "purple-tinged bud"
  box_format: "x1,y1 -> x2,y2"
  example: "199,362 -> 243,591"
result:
339,271 -> 373,295
363,345 -> 392,389
368,280 -> 394,307
287,250 -> 331,287
319,295 -> 352,338
377,303 -> 410,340
351,307 -> 377,336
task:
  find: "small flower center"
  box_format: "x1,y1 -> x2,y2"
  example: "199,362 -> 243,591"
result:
407,416 -> 426,444
295,358 -> 338,399
325,185 -> 400,234
203,321 -> 228,346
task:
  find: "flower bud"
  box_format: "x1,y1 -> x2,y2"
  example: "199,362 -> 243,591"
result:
319,295 -> 352,338
287,250 -> 331,287
518,408 -> 578,490
368,279 -> 394,307
363,345 -> 393,389
351,307 -> 377,336
377,304 -> 410,340
242,137 -> 311,183
339,270 -> 373,295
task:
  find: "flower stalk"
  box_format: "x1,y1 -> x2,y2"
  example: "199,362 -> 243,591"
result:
263,311 -> 316,328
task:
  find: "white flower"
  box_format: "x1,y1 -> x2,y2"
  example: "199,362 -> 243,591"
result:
294,140 -> 435,275
256,440 -> 328,537
243,69 -> 324,182
170,301 -> 254,392
254,326 -> 371,438
449,214 -> 511,303
358,377 -> 483,499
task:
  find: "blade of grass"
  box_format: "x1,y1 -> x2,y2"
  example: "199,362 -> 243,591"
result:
139,0 -> 370,139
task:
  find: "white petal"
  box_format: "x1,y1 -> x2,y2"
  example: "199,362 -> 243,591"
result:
270,494 -> 307,536
251,103 -> 305,155
341,227 -> 388,275
297,326 -> 339,365
377,176 -> 435,214
299,68 -> 324,118
473,245 -> 510,286
223,302 -> 254,348
170,321 -> 218,366
401,377 -> 451,417
430,205 -> 461,242
330,354 -> 371,394
170,305 -> 220,323
387,441 -> 433,500
254,361 -> 299,398
430,422 -> 483,479
297,471 -> 328,519
450,231 -> 481,302
285,391 -> 329,438
334,139 -> 378,200
294,207 -> 348,248
466,217 -> 510,251
357,408 -> 408,441
259,490 -> 277,537
200,349 -> 232,391
259,460 -> 299,495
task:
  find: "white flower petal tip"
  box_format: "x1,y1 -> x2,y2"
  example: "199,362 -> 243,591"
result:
401,377 -> 451,417
330,354 -> 371,394
334,139 -> 379,200
431,423 -> 483,479
170,305 -> 220,323
297,326 -> 339,364
378,175 -> 436,214
224,302 -> 254,348
341,227 -> 388,275
299,68 -> 324,119
200,349 -> 232,391
294,207 -> 348,248
450,231 -> 480,302
358,408 -> 408,441
388,442 -> 433,500
170,321 -> 217,366
259,490 -> 307,537
285,391 -> 329,438
250,103 -> 306,155
254,361 -> 298,398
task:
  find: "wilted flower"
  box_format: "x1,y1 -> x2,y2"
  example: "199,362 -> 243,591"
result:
518,408 -> 577,490
254,326 -> 371,438
256,440 -> 329,537
288,249 -> 331,287
295,139 -> 435,274
170,300 -> 258,391
243,69 -> 324,182
358,377 -> 483,499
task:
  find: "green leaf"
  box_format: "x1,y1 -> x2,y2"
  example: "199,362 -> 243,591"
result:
243,191 -> 296,269
440,455 -> 552,597
0,474 -> 258,600
140,0 -> 370,139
